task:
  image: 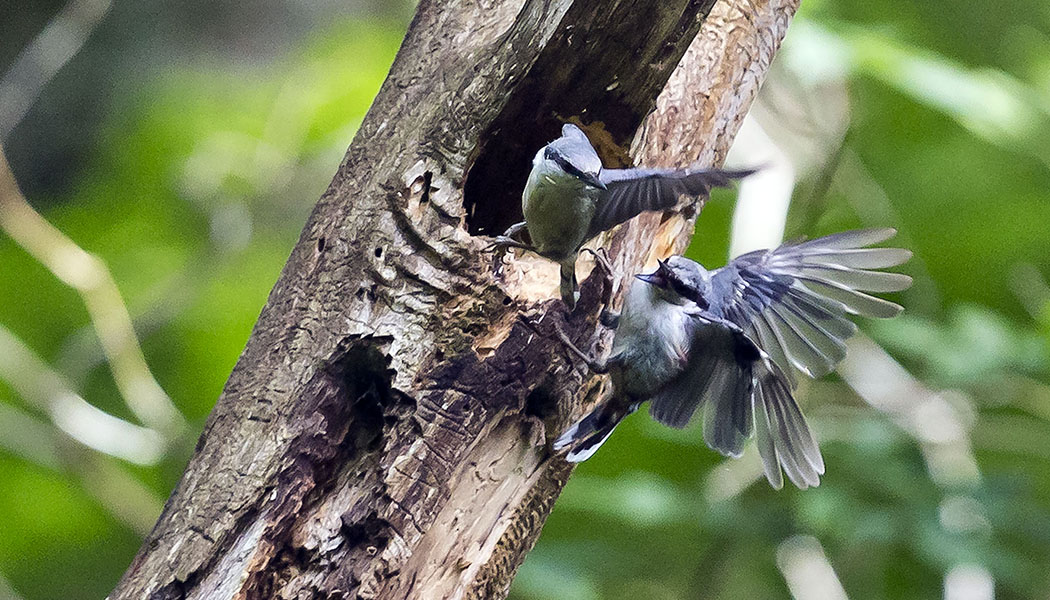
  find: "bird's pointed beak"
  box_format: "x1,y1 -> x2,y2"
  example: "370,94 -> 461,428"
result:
636,261 -> 669,287
635,272 -> 662,286
583,171 -> 607,190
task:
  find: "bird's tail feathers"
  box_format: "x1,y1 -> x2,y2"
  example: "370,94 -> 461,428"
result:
553,401 -> 638,462
559,261 -> 578,309
752,357 -> 825,490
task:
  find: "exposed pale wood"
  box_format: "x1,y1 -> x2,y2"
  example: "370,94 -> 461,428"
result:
110,0 -> 799,598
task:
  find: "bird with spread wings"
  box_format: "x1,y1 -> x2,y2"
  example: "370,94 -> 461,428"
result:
553,228 -> 912,489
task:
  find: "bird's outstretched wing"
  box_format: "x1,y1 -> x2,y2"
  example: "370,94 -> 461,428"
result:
751,356 -> 825,489
648,314 -> 825,489
588,167 -> 754,239
710,228 -> 912,385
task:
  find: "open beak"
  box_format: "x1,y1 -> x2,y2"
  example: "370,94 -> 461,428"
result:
636,260 -> 670,287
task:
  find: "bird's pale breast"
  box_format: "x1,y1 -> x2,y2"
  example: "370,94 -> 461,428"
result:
612,284 -> 691,397
522,168 -> 599,261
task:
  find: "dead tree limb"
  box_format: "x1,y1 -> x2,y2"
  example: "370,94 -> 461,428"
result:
111,0 -> 799,598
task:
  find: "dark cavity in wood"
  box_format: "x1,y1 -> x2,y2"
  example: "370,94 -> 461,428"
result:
462,0 -> 718,236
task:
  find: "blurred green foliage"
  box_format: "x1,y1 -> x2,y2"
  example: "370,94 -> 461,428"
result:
0,13 -> 407,599
2,1 -> 1050,599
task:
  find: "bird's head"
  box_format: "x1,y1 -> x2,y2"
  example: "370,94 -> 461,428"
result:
535,125 -> 606,189
636,256 -> 711,308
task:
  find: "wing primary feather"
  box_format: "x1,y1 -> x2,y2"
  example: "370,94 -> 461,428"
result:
793,264 -> 913,293
749,317 -> 797,388
734,365 -> 754,437
766,386 -> 820,488
702,364 -> 744,456
764,306 -> 834,377
752,382 -> 784,489
782,288 -> 858,340
764,369 -> 824,473
784,247 -> 913,269
790,228 -> 896,251
771,301 -> 849,366
795,276 -> 904,318
764,388 -> 810,489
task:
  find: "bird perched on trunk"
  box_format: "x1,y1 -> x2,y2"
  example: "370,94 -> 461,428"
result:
489,123 -> 754,308
553,228 -> 912,489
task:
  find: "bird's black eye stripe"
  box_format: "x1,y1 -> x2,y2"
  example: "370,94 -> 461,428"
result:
668,277 -> 709,309
549,150 -> 594,184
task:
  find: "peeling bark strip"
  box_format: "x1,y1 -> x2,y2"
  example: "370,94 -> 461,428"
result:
112,0 -> 799,598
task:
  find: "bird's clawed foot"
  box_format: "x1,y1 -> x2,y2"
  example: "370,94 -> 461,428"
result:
581,247 -> 614,282
483,222 -> 534,254
502,221 -> 527,240
553,322 -> 608,374
580,247 -> 617,307
483,236 -> 534,254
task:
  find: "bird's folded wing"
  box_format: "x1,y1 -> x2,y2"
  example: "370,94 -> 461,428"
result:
589,167 -> 754,239
712,228 -> 912,384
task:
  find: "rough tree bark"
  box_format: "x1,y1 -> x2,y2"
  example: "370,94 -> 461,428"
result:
111,0 -> 799,598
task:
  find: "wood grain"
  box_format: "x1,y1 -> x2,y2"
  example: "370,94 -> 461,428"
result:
110,0 -> 799,597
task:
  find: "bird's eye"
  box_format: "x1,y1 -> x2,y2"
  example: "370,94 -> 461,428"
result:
670,279 -> 691,296
670,278 -> 708,308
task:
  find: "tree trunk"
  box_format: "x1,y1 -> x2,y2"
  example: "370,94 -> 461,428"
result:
111,0 -> 798,598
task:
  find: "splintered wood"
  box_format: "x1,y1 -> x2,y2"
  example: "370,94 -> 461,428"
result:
110,1 -> 799,599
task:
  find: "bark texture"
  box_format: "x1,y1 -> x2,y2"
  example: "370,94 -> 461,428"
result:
111,0 -> 799,598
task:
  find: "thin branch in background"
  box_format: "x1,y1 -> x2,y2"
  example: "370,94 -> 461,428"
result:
0,323 -> 166,465
776,536 -> 850,600
55,262 -> 207,384
0,147 -> 184,434
0,401 -> 64,471
0,0 -> 113,141
0,572 -> 27,600
0,401 -> 163,536
838,334 -> 981,487
790,127 -> 848,235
